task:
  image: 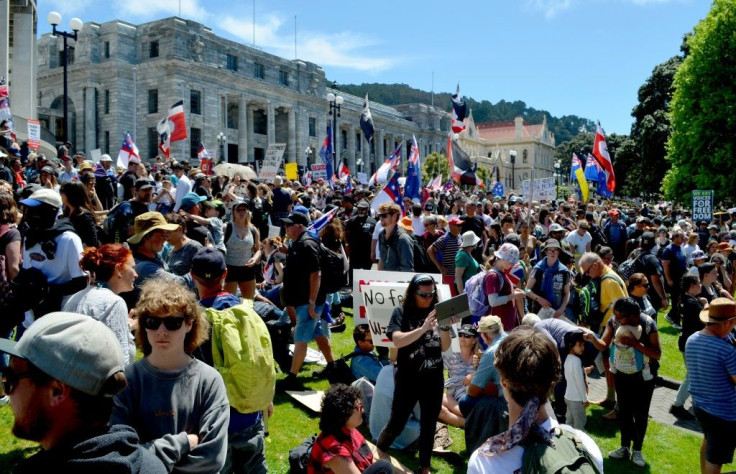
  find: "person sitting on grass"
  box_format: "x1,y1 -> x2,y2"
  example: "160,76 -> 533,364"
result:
350,324 -> 389,384
440,323 -> 479,428
309,384 -> 394,474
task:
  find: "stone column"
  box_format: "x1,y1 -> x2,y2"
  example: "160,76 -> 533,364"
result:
346,124 -> 356,172
287,106 -> 296,164
267,101 -> 275,144
84,86 -> 96,153
375,129 -> 384,174
295,108 -> 306,169
247,106 -> 254,163
0,1 -> 8,83
9,6 -> 36,120
238,96 -> 248,164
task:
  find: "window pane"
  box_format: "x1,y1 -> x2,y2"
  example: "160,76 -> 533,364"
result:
190,128 -> 201,158
190,90 -> 201,115
148,90 -> 158,114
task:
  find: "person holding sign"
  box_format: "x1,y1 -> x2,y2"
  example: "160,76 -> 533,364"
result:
376,274 -> 454,474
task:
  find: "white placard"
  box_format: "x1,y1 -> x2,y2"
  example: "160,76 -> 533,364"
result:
90,148 -> 102,163
259,143 -> 287,181
521,177 -> 556,201
311,163 -> 327,180
357,172 -> 368,185
26,119 -> 40,150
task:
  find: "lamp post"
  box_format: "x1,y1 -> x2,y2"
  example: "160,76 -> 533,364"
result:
356,158 -> 363,174
554,160 -> 561,198
217,132 -> 227,163
47,11 -> 83,144
509,150 -> 517,190
327,86 -> 343,176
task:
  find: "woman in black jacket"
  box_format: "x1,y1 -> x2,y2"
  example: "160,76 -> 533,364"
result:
60,180 -> 98,247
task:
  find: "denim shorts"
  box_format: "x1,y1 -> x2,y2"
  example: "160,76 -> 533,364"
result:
293,304 -> 326,343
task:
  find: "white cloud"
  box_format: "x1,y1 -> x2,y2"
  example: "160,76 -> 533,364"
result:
525,0 -> 685,18
115,0 -> 210,22
44,0 -> 96,21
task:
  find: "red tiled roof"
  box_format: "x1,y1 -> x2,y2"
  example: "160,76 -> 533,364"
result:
476,120 -> 544,141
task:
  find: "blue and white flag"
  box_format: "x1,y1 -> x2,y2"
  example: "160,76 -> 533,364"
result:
404,135 -> 421,201
308,207 -> 338,236
318,122 -> 334,188
370,171 -> 404,215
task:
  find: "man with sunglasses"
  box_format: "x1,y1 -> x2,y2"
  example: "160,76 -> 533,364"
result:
0,312 -> 166,472
377,202 -> 414,272
345,199 -> 376,285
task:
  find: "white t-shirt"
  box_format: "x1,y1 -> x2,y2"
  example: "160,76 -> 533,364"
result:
173,174 -> 192,211
564,354 -> 588,402
565,231 -> 592,258
372,221 -> 384,261
467,417 -> 603,474
411,215 -> 425,235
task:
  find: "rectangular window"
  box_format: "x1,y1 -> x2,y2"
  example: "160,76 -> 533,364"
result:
190,90 -> 201,115
308,117 -> 316,137
279,70 -> 288,86
254,63 -> 265,79
149,40 -> 159,58
104,41 -> 110,58
253,109 -> 267,135
104,131 -> 110,154
190,127 -> 202,158
226,54 -> 238,72
341,130 -> 347,151
104,90 -> 110,114
58,47 -> 75,66
148,127 -> 159,159
227,103 -> 239,129
147,89 -> 158,114
356,133 -> 361,152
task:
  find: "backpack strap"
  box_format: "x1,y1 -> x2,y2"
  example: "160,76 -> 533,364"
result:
225,222 -> 233,243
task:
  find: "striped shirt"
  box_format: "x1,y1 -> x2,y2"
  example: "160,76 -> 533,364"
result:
430,232 -> 461,276
685,331 -> 736,421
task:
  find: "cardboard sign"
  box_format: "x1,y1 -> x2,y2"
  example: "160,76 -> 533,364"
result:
284,162 -> 298,180
259,143 -> 287,181
311,163 -> 327,180
692,190 -> 713,222
26,119 -> 40,150
521,177 -> 556,201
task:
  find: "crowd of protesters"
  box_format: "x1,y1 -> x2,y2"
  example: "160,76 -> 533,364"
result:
0,139 -> 735,473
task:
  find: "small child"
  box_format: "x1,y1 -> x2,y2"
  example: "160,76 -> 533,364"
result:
564,331 -> 589,430
610,324 -> 648,378
180,199 -> 227,255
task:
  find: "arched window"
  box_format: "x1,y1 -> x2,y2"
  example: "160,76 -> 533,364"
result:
523,149 -> 528,164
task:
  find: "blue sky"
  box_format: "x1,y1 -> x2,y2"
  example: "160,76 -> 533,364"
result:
39,0 -> 711,136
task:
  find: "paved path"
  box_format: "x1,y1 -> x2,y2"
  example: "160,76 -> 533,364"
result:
587,373 -> 702,434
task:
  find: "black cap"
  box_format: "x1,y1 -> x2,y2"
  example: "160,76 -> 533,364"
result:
282,212 -> 309,227
191,248 -> 227,281
135,179 -> 154,190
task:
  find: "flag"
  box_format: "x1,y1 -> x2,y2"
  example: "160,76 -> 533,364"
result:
505,263 -> 525,287
596,168 -> 613,198
368,144 -> 401,186
303,170 -> 312,186
197,143 -> 210,160
318,122 -> 334,188
430,174 -> 443,191
571,153 -> 589,203
446,135 -> 481,186
451,84 -> 467,134
0,82 -> 15,141
157,100 -> 188,158
338,163 -> 352,192
592,122 -> 616,193
370,171 -> 404,215
584,154 -> 600,181
308,207 -> 338,235
360,94 -> 375,143
199,144 -> 213,175
117,132 -> 140,168
492,180 -> 504,197
404,135 -> 421,201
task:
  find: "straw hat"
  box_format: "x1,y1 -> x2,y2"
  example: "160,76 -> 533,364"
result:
699,298 -> 736,324
127,212 -> 180,245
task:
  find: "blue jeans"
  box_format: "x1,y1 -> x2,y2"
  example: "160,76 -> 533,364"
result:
221,421 -> 267,474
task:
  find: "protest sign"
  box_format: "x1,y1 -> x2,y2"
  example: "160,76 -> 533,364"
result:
284,162 -> 298,181
692,190 -> 713,222
357,172 -> 368,185
521,177 -> 556,201
259,143 -> 286,181
311,163 -> 327,180
26,119 -> 40,150
89,148 -> 102,163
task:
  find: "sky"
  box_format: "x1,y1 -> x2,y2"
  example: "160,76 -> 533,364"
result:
38,0 -> 712,136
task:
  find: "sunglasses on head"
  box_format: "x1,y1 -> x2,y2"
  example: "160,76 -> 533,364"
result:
2,366 -> 32,395
141,316 -> 187,331
638,282 -> 650,288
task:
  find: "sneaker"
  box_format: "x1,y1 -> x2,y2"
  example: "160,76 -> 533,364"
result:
669,404 -> 696,420
631,450 -> 646,467
0,395 -> 8,406
609,446 -> 630,460
665,314 -> 682,330
276,374 -> 304,392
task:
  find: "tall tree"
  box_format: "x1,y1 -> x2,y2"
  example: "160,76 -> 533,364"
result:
421,152 -> 449,184
664,0 -> 736,204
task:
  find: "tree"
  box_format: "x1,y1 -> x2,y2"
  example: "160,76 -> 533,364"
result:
421,152 -> 449,184
554,132 -> 594,179
664,0 -> 736,204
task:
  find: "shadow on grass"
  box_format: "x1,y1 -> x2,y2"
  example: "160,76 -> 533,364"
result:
658,326 -> 680,337
586,406 -> 654,474
0,447 -> 39,474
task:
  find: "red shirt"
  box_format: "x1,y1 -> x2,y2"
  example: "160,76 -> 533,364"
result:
484,268 -> 517,330
308,427 -> 373,474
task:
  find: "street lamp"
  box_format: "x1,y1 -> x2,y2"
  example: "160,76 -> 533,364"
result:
217,132 -> 227,163
305,146 -> 312,165
327,87 -> 343,176
48,11 -> 83,144
356,158 -> 363,174
509,150 -> 517,190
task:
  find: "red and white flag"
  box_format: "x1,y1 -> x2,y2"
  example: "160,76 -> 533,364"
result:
117,132 -> 140,168
339,163 -> 351,180
157,101 -> 188,158
430,174 -> 443,191
592,122 -> 616,193
368,144 -> 401,186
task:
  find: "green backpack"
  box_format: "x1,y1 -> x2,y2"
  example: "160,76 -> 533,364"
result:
521,426 -> 601,474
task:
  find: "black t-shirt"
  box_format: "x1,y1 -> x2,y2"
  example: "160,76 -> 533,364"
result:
283,231 -> 325,306
120,171 -> 137,201
461,215 -> 485,240
346,215 -> 376,261
639,251 -> 663,304
386,306 -> 443,373
679,294 -> 705,352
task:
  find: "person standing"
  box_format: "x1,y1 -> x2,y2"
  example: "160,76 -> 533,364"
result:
603,209 -> 628,263
662,229 -> 687,329
428,216 -> 463,290
376,274 -> 453,474
377,202 -> 413,272
95,154 -> 118,210
526,239 -> 571,321
171,162 -> 191,212
345,199 -> 376,285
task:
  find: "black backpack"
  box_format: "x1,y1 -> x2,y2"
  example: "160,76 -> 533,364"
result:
288,434 -> 318,474
411,235 -> 435,273
303,234 -> 347,294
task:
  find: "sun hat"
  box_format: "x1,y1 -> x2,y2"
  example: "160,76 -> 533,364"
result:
19,188 -> 63,209
716,242 -> 733,252
494,242 -> 520,265
691,249 -> 706,261
399,216 -> 414,232
457,324 -> 478,337
699,298 -> 736,324
549,223 -> 565,233
460,230 -> 481,248
100,154 -> 113,162
128,157 -> 141,165
79,162 -> 94,171
0,312 -> 125,397
543,238 -> 561,250
127,211 -> 180,245
477,315 -> 502,334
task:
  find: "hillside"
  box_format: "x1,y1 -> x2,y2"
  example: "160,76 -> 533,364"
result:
339,82 -> 595,144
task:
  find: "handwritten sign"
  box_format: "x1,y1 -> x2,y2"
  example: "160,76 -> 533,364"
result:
259,143 -> 286,181
521,177 -> 556,201
357,172 -> 368,185
311,163 -> 327,180
27,119 -> 40,150
692,190 -> 713,222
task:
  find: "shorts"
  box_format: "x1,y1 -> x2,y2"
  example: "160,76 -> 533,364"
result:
293,303 -> 326,343
226,265 -> 257,282
695,407 -> 736,465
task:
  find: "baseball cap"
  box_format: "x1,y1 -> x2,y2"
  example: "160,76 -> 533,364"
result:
447,216 -> 465,226
457,324 -> 478,337
135,178 -> 154,190
19,188 -> 63,209
282,211 -> 309,227
477,315 -> 502,333
356,199 -> 370,209
191,248 -> 227,281
180,192 -> 207,210
0,312 -> 125,397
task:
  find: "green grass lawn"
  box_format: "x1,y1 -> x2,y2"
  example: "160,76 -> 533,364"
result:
0,305 -> 730,473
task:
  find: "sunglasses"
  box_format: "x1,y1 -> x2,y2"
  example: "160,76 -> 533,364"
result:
141,316 -> 187,331
458,333 -> 476,338
416,289 -> 436,298
638,282 -> 650,288
377,212 -> 394,219
582,261 -> 598,276
2,366 -> 32,395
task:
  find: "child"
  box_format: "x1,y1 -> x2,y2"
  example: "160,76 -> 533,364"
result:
181,199 -> 227,255
610,324 -> 648,378
564,331 -> 589,430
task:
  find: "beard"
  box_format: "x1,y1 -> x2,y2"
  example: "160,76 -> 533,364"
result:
13,406 -> 52,442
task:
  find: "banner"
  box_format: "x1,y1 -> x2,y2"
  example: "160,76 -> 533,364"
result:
284,162 -> 298,181
311,163 -> 327,181
200,158 -> 212,175
26,119 -> 40,150
258,143 -> 287,181
692,190 -> 714,222
521,177 -> 556,201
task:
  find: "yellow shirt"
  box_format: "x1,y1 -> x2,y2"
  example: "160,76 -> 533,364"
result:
599,265 -> 628,327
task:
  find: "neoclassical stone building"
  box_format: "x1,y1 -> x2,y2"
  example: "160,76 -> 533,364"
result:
35,16 -> 455,175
